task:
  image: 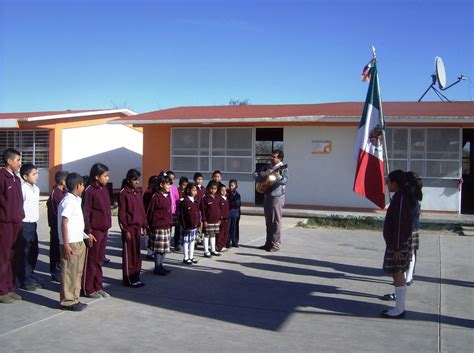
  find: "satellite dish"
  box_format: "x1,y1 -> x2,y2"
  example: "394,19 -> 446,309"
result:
435,56 -> 447,89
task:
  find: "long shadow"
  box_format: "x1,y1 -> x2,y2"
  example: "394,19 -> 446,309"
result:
237,252 -> 474,288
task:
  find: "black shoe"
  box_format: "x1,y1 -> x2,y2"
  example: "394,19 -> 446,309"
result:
32,282 -> 44,289
51,275 -> 61,283
61,302 -> 88,311
130,281 -> 145,288
233,244 -> 240,248
183,259 -> 193,265
258,245 -> 268,250
204,252 -> 212,258
406,280 -> 414,286
380,293 -> 397,301
266,247 -> 280,252
211,251 -> 221,256
381,310 -> 405,319
103,257 -> 111,264
21,285 -> 37,292
162,266 -> 171,273
154,268 -> 167,276
191,258 -> 198,264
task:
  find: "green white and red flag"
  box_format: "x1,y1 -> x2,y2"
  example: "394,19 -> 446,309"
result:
353,61 -> 386,209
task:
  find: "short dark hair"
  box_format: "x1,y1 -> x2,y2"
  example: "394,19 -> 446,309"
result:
89,163 -> 109,182
55,170 -> 69,184
148,175 -> 159,187
166,170 -> 175,177
66,172 -> 84,192
193,172 -> 203,180
229,179 -> 238,187
207,180 -> 218,189
20,163 -> 37,179
179,176 -> 189,185
2,148 -> 21,164
121,169 -> 141,189
212,170 -> 222,177
185,182 -> 197,196
272,150 -> 284,160
218,183 -> 227,191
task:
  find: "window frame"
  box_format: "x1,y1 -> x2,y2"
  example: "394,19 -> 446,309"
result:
0,129 -> 50,169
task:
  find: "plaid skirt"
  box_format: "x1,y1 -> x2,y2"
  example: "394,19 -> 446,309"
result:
182,228 -> 198,244
411,229 -> 420,251
383,240 -> 413,274
148,228 -> 171,253
204,223 -> 220,237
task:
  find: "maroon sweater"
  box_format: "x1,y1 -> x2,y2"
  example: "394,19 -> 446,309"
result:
147,192 -> 172,230
118,187 -> 147,233
82,182 -> 112,233
143,189 -> 153,213
195,185 -> 206,205
383,191 -> 414,251
200,193 -> 221,224
179,197 -> 200,229
0,168 -> 24,223
218,195 -> 230,219
47,185 -> 67,229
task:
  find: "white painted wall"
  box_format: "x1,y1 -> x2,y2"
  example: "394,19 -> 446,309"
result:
62,124 -> 143,188
283,126 -> 461,212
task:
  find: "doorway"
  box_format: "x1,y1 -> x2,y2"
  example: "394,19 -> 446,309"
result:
461,129 -> 474,214
255,128 -> 284,205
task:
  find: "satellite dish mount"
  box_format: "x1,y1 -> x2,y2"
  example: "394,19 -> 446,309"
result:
418,56 -> 467,102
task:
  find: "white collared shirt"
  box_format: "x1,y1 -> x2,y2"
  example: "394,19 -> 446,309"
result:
57,193 -> 85,244
188,196 -> 194,202
22,181 -> 40,222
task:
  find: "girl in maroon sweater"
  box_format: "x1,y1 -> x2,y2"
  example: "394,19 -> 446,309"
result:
146,172 -> 172,276
217,184 -> 230,252
179,183 -> 200,264
82,163 -> 112,299
143,175 -> 159,259
381,170 -> 415,319
200,180 -> 221,258
119,169 -> 148,287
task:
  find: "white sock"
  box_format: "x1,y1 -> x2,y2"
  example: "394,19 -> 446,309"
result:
210,237 -> 216,252
204,237 -> 209,254
406,253 -> 416,283
183,243 -> 190,260
189,241 -> 195,259
387,285 -> 407,316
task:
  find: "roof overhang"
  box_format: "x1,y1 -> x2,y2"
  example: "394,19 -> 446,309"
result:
0,119 -> 19,128
20,109 -> 136,122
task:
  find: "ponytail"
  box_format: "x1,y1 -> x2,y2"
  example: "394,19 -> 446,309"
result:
406,171 -> 423,202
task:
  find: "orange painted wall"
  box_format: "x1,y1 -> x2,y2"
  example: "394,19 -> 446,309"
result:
142,125 -> 171,190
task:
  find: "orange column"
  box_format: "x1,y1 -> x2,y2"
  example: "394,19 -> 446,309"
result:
142,125 -> 171,188
48,125 -> 63,191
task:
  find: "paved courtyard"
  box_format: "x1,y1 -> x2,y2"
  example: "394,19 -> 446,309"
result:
0,208 -> 473,353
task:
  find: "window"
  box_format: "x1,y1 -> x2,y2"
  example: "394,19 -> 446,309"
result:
0,130 -> 49,168
385,128 -> 461,179
171,128 -> 253,173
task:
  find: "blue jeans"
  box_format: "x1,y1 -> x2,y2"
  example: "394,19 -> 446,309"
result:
15,222 -> 39,287
228,216 -> 240,246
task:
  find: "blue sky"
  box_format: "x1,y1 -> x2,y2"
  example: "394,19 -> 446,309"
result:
0,0 -> 472,113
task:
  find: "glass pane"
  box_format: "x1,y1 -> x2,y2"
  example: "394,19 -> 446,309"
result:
410,129 -> 425,159
227,128 -> 252,149
212,129 -> 225,150
273,141 -> 284,152
226,157 -> 253,172
425,161 -> 460,178
199,157 -> 209,171
212,157 -> 225,171
387,129 -> 408,159
426,129 -> 459,159
410,160 -> 425,177
389,159 -> 408,172
463,142 -> 470,175
172,157 -> 198,171
200,129 -> 209,148
256,141 -> 272,156
172,129 -> 198,155
226,149 -> 252,156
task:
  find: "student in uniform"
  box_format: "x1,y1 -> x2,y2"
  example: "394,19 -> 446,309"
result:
143,175 -> 159,260
201,180 -> 221,258
217,184 -> 230,253
179,182 -> 200,264
118,169 -> 148,288
212,170 -> 224,189
193,173 -> 205,245
16,163 -> 42,291
47,170 -> 68,282
380,170 -> 416,319
227,179 -> 241,248
82,163 -> 112,299
147,172 -> 173,276
58,173 -> 88,311
173,176 -> 188,250
405,172 -> 423,285
0,148 -> 24,304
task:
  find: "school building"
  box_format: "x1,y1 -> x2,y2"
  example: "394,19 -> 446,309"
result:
0,109 -> 143,193
112,101 -> 474,214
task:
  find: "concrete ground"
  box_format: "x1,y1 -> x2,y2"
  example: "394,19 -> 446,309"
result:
0,208 -> 473,353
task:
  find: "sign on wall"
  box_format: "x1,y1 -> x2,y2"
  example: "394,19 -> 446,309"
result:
312,140 -> 332,154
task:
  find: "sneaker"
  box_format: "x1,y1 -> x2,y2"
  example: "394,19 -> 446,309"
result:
61,302 -> 88,311
8,292 -> 22,300
97,290 -> 111,298
211,251 -> 221,257
0,294 -> 16,304
380,293 -> 397,301
130,281 -> 145,288
87,292 -> 102,299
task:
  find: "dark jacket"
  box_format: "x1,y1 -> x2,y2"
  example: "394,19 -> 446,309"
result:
47,185 -> 67,229
0,168 -> 24,223
82,182 -> 112,233
218,195 -> 230,219
147,192 -> 172,230
195,185 -> 206,205
179,197 -> 200,229
383,191 -> 414,251
143,189 -> 153,213
200,193 -> 221,224
118,187 -> 147,233
227,190 -> 241,211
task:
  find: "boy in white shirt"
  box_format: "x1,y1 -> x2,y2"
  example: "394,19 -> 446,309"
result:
58,173 -> 88,311
17,163 -> 41,291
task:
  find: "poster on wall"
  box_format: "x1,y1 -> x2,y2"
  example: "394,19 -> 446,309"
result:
312,140 -> 332,154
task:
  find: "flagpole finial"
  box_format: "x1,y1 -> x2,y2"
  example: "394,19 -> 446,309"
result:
372,45 -> 376,61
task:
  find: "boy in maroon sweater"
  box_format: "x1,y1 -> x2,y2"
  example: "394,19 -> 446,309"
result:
200,180 -> 221,258
217,184 -> 230,252
0,148 -> 24,304
82,163 -> 112,299
119,169 -> 147,287
179,183 -> 200,264
146,173 -> 172,275
227,179 -> 241,248
47,170 -> 68,282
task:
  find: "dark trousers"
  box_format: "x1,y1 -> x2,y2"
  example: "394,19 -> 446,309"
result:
49,227 -> 61,276
122,226 -> 142,285
15,222 -> 39,287
217,219 -> 229,251
173,224 -> 183,248
0,222 -> 21,295
228,216 -> 240,246
82,230 -> 107,295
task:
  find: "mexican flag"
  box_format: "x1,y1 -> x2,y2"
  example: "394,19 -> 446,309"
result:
353,62 -> 386,209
